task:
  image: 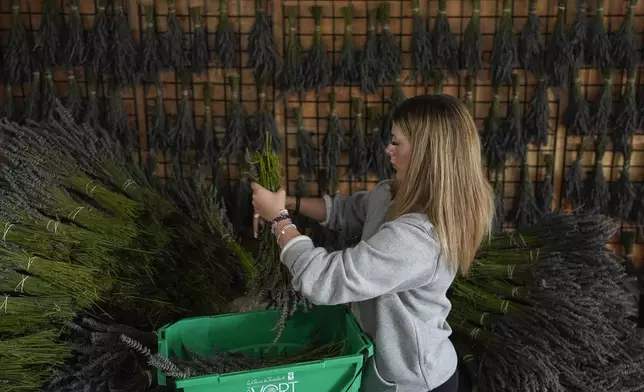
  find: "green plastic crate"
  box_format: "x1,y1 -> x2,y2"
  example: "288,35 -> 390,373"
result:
157,305 -> 373,392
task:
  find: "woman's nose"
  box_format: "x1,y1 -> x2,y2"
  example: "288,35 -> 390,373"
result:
385,144 -> 394,156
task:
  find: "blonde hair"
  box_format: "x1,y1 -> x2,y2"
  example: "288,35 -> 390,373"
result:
385,94 -> 494,276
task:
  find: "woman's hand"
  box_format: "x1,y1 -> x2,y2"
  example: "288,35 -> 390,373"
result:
250,182 -> 287,235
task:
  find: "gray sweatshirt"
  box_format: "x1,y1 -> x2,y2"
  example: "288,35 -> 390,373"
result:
280,180 -> 458,392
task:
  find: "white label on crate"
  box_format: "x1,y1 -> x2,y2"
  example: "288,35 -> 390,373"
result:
246,374 -> 299,392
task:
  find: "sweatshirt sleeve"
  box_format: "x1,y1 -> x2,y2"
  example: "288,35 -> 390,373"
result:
320,190 -> 370,239
280,214 -> 441,305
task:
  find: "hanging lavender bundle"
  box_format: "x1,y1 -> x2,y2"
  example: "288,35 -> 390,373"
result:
464,74 -> 475,115
221,75 -> 251,158
303,5 -> 331,95
377,1 -> 402,85
214,0 -> 237,69
482,85 -> 505,170
629,183 -> 644,240
166,0 -> 189,73
491,168 -> 505,233
247,0 -> 279,83
293,107 -> 315,179
517,0 -> 543,76
35,0 -> 63,67
536,154 -> 554,215
111,0 -> 139,87
323,92 -> 346,194
408,0 -> 432,85
585,0 -> 612,70
564,141 -> 585,209
359,8 -> 380,94
433,70 -> 444,93
381,78 -> 407,141
199,83 -> 219,169
190,6 -> 210,75
4,0 -> 32,85
169,73 -> 197,159
501,74 -> 525,161
367,107 -> 392,180
63,0 -> 86,67
250,82 -> 280,152
562,66 -> 590,136
583,140 -> 609,214
610,0 -> 638,72
432,0 -> 459,76
610,152 -> 635,220
83,73 -> 104,134
612,68 -> 637,156
40,68 -> 58,123
544,0 -> 570,88
107,81 -> 138,151
334,5 -> 359,86
514,159 -> 540,230
277,7 -> 304,96
64,69 -> 83,123
23,71 -> 42,123
524,77 -> 549,146
568,0 -> 587,67
140,5 -> 166,83
348,98 -> 369,180
87,0 -> 111,76
589,69 -> 612,139
460,0 -> 481,75
1,85 -> 17,121
148,83 -> 168,153
490,0 -> 517,86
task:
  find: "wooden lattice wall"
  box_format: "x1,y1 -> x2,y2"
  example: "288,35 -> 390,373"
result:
0,0 -> 642,263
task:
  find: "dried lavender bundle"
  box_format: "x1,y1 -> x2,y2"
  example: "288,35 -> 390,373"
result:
247,0 -> 279,83
490,0 -> 517,86
562,66 -> 590,136
190,6 -> 210,75
359,8 -> 380,94
23,71 -> 42,123
82,74 -> 105,133
583,140 -> 609,214
630,183 -> 644,240
460,0 -> 481,76
381,78 -> 407,141
35,0 -> 63,67
408,0 -> 432,84
87,0 -> 111,76
293,107 -> 315,178
40,69 -> 58,123
140,5 -> 167,83
214,0 -> 237,69
482,86 -> 505,170
491,168 -> 505,233
199,83 -> 219,169
464,73 -> 475,115
250,82 -> 280,153
589,69 -> 613,139
610,0 -> 638,72
544,0 -> 570,88
524,77 -> 549,146
169,75 -> 197,157
564,141 -> 585,208
367,107 -> 392,180
568,0 -> 587,67
277,7 -> 304,96
432,0 -> 459,75
348,98 -> 369,180
64,69 -> 83,123
610,153 -> 635,220
501,74 -> 525,161
148,84 -> 168,152
536,154 -> 554,215
63,0 -> 86,67
612,69 -> 637,156
111,1 -> 139,87
334,5 -> 360,86
4,0 -> 32,85
517,0 -> 543,76
514,160 -> 541,231
323,92 -> 346,194
1,85 -> 17,121
221,75 -> 251,157
303,6 -> 332,95
585,0 -> 612,69
107,82 -> 138,151
166,0 -> 189,73
377,1 -> 402,85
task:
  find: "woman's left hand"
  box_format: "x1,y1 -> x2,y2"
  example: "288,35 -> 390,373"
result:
250,182 -> 287,230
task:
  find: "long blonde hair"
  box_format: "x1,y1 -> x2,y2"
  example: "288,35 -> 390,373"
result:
385,94 -> 494,277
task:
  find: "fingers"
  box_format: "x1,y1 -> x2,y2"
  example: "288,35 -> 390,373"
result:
250,182 -> 260,190
253,211 -> 260,238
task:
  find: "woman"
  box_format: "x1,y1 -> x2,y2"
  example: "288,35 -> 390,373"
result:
250,94 -> 494,392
